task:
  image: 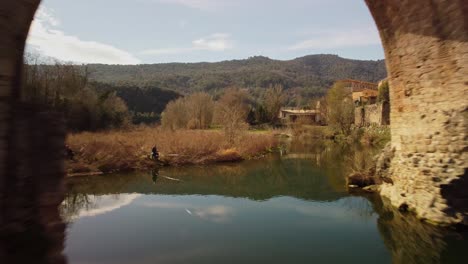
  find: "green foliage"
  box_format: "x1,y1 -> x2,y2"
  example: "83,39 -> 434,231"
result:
84,54 -> 387,100
378,80 -> 390,103
95,84 -> 181,113
131,112 -> 160,125
93,83 -> 181,125
326,82 -> 355,135
355,125 -> 391,147
263,84 -> 286,124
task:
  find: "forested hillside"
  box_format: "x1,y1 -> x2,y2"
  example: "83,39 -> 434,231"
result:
93,83 -> 181,124
23,54 -> 386,130
93,83 -> 179,113
86,54 -> 387,98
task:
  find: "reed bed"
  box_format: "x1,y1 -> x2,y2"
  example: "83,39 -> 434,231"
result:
66,126 -> 278,174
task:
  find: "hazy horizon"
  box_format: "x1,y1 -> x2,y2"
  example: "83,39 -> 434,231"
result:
28,52 -> 385,66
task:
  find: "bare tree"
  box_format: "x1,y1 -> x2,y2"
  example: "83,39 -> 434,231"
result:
186,92 -> 215,129
162,92 -> 215,130
161,98 -> 189,130
215,88 -> 250,144
326,82 -> 354,135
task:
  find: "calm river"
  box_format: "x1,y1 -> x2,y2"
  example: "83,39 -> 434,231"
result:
62,140 -> 467,264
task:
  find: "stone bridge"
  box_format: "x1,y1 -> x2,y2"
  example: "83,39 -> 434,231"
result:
0,0 -> 467,262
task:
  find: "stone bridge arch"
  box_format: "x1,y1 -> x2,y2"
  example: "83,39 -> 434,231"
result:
0,2 -> 466,249
366,0 -> 467,225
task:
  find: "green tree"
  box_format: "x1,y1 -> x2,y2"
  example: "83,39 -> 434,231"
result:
326,82 -> 355,135
378,80 -> 390,103
263,84 -> 286,124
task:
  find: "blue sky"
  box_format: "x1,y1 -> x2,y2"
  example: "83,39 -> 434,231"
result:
27,0 -> 385,64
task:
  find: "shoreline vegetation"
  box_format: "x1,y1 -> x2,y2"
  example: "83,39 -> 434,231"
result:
65,124 -> 390,177
66,126 -> 280,176
23,56 -> 390,178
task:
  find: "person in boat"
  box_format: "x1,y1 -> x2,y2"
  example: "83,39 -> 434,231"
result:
151,146 -> 159,160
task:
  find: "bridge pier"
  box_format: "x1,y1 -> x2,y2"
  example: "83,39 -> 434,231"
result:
366,0 -> 468,225
1,1 -> 67,263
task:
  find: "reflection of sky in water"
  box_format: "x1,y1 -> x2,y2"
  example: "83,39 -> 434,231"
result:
65,194 -> 387,264
63,144 -> 468,264
71,194 -> 375,223
141,199 -> 235,223
71,194 -> 142,219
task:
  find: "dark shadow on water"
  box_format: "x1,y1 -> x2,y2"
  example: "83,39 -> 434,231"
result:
1,222 -> 65,264
1,109 -> 67,264
368,194 -> 468,264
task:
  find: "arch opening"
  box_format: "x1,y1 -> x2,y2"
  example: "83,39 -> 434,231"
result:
0,5 -> 467,264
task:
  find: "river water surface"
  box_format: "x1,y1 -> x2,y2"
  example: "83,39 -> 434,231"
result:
62,141 -> 468,264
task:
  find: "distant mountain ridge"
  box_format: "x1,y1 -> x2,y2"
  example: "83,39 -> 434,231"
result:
85,54 -> 387,97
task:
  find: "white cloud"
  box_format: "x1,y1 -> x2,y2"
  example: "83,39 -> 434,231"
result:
71,194 -> 142,220
35,6 -> 61,27
141,33 -> 233,56
27,6 -> 141,64
190,205 -> 234,223
142,201 -> 235,223
193,33 -> 233,50
288,27 -> 381,51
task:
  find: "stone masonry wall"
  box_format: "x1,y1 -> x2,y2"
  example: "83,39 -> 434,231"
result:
366,0 -> 468,225
355,104 -> 384,127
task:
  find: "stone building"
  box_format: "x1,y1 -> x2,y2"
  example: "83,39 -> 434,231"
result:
352,88 -> 379,104
337,79 -> 379,93
278,108 -> 321,124
355,102 -> 390,126
352,79 -> 390,127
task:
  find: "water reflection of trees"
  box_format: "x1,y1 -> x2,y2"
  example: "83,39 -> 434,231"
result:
283,139 -> 379,171
61,143 -> 468,264
62,140 -> 382,213
60,191 -> 95,222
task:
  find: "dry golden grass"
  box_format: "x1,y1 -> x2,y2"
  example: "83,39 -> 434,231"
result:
66,126 -> 278,174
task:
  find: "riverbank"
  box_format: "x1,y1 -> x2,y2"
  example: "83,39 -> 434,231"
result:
66,126 -> 279,176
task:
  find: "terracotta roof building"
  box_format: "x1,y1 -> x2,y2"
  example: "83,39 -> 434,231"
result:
336,79 -> 378,93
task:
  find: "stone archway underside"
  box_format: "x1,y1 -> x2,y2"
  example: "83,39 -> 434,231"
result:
0,5 -> 466,260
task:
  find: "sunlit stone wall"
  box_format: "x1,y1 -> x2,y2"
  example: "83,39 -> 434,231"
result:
366,0 -> 468,225
354,103 -> 384,127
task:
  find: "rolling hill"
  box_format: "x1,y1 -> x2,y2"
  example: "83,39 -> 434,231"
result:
85,54 -> 387,98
